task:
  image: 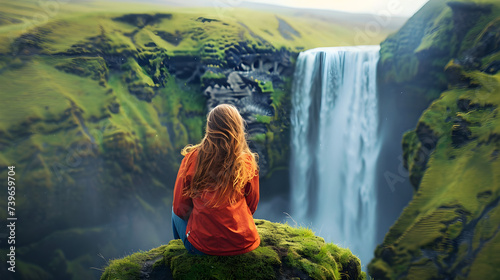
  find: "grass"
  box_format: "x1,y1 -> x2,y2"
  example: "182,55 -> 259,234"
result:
200,70 -> 226,87
100,219 -> 366,280
0,56 -> 112,134
153,74 -> 206,151
0,0 -> 392,58
255,114 -> 272,124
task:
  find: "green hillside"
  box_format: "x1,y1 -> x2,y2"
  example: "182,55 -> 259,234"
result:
369,0 -> 500,278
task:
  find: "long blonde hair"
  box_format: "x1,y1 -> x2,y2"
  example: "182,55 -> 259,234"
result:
181,104 -> 259,207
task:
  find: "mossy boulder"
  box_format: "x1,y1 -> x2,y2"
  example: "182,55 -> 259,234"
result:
100,219 -> 366,280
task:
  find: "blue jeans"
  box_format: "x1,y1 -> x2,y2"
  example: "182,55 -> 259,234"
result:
171,209 -> 206,255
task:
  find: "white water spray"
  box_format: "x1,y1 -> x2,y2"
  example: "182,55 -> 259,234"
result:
290,46 -> 381,267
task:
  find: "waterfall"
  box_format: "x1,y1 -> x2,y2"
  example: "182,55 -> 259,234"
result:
290,46 -> 381,267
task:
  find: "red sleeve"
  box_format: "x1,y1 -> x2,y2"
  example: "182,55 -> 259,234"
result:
245,172 -> 259,215
172,154 -> 194,220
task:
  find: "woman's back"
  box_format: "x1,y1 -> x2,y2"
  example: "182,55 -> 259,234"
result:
172,104 -> 260,256
173,149 -> 260,255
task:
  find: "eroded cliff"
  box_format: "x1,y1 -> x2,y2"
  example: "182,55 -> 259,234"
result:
369,1 -> 500,278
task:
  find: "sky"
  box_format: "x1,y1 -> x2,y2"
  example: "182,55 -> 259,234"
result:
246,0 -> 430,17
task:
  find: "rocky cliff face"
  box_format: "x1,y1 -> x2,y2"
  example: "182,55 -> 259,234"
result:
369,0 -> 500,279
166,42 -> 295,175
374,0 -> 456,241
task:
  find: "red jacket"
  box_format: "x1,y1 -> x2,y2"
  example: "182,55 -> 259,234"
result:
172,149 -> 260,255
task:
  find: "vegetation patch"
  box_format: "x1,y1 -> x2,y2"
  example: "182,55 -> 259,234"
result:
100,219 -> 366,280
55,57 -> 109,84
200,70 -> 227,88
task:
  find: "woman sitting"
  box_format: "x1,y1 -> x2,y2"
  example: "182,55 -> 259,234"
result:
172,104 -> 260,255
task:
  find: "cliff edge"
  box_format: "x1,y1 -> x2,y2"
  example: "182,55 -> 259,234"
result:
100,219 -> 366,280
369,0 -> 500,278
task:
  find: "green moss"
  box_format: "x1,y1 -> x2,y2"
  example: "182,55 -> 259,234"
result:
414,7 -> 454,54
251,133 -> 267,143
122,57 -> 155,86
200,70 -> 227,88
0,57 -> 112,133
370,1 -> 500,279
154,75 -> 206,152
167,243 -> 280,280
55,57 -> 109,82
457,3 -> 500,56
378,0 -> 467,102
101,246 -> 168,280
255,114 -> 272,124
270,86 -> 286,108
100,220 -> 366,280
257,80 -> 274,93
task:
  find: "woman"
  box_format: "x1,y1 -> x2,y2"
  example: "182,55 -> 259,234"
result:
172,104 -> 260,256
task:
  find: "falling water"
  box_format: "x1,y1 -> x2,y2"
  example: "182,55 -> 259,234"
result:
290,46 -> 381,267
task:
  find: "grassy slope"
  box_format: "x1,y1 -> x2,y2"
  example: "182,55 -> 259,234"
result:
369,0 -> 500,278
0,0 -> 394,153
100,219 -> 366,280
0,0 -> 392,54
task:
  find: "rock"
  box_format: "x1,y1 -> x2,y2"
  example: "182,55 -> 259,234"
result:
197,45 -> 293,176
154,30 -> 183,46
11,26 -> 51,55
444,60 -> 473,88
103,130 -> 140,171
457,98 -> 474,112
165,55 -> 202,80
204,72 -> 274,115
448,2 -> 492,44
402,122 -> 439,190
450,3 -> 500,72
100,219 -> 366,280
196,17 -> 220,23
484,60 -> 500,75
416,122 -> 439,152
113,13 -> 172,28
55,57 -> 109,81
128,83 -> 156,102
108,102 -> 120,114
103,55 -> 128,70
451,116 -> 473,148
